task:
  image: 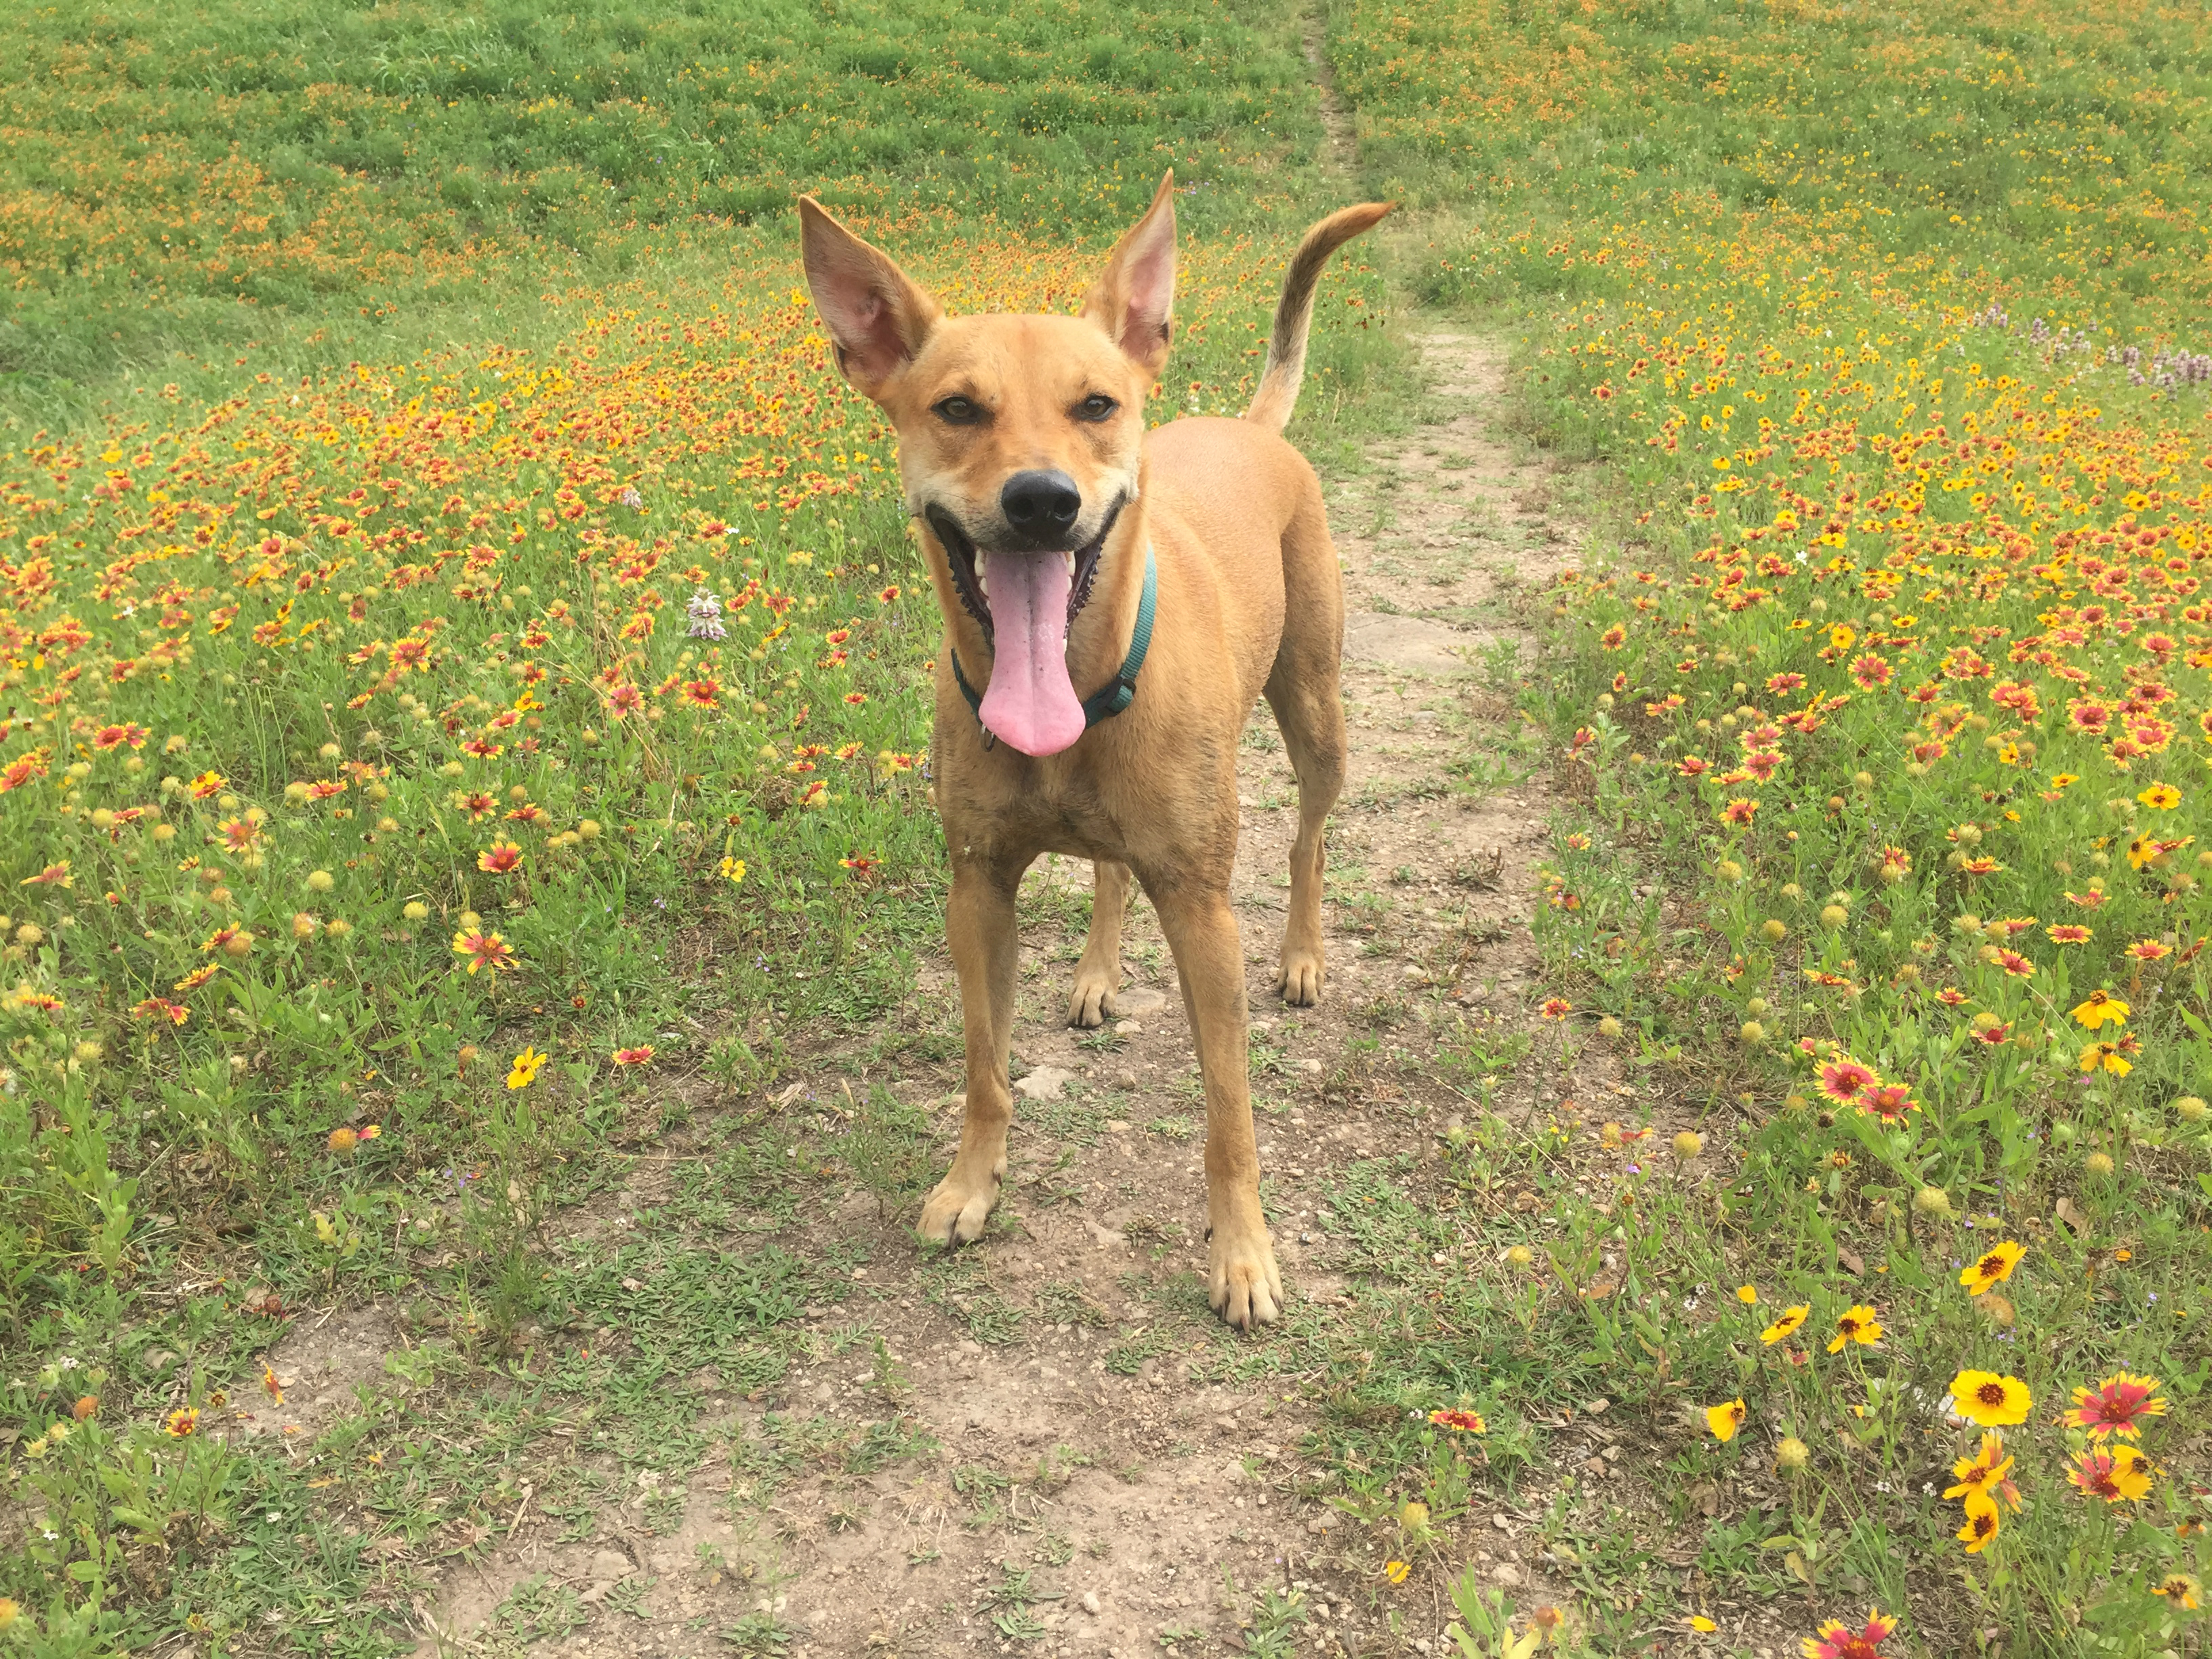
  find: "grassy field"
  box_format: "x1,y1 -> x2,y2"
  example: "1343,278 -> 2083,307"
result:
3,0 -> 2210,1654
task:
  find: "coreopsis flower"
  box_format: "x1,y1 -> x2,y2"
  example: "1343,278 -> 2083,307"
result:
1948,1370 -> 2032,1427
1943,1435 -> 2020,1511
1800,1610 -> 1897,1659
2070,989 -> 2129,1029
1826,1306 -> 1882,1353
2151,1575 -> 2201,1611
507,1047 -> 548,1090
1955,1490 -> 2001,1553
2079,1041 -> 2132,1077
2062,1372 -> 2166,1440
188,770 -> 227,798
2137,781 -> 2182,809
1761,1305 -> 1810,1345
1704,1398 -> 1746,1442
2068,1446 -> 2152,1504
1959,1242 -> 2023,1296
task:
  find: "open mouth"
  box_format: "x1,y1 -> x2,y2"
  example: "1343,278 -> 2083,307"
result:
924,495 -> 1124,646
922,493 -> 1127,758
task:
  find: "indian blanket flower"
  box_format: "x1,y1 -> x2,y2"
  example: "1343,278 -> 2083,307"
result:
2045,924 -> 2092,945
1959,1242 -> 2024,1296
1704,1398 -> 1746,1442
1761,1305 -> 1811,1345
2151,1574 -> 2202,1611
2071,989 -> 2131,1029
1539,997 -> 1572,1019
1943,1434 -> 2020,1511
2125,939 -> 2172,962
1991,948 -> 2034,978
685,587 -> 728,640
451,928 -> 518,975
612,1044 -> 655,1066
1720,796 -> 1760,825
2062,1372 -> 2166,1441
1816,1059 -> 1878,1105
476,841 -> 525,875
188,770 -> 226,798
1826,1306 -> 1882,1352
20,861 -> 71,888
1956,1490 -> 2001,1553
164,1407 -> 201,1439
1429,1408 -> 1487,1433
2068,1446 -> 2152,1504
1859,1084 -> 1915,1125
1948,1370 -> 2032,1427
1800,1609 -> 1897,1659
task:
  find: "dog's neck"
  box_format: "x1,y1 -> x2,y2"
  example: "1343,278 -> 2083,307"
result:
926,476 -> 1154,713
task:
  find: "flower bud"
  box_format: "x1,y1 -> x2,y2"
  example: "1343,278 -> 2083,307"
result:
1776,1437 -> 1809,1473
1671,1131 -> 1703,1161
1912,1186 -> 1953,1219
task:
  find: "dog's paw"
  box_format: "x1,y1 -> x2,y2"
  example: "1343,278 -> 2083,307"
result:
1067,972 -> 1118,1029
918,1161 -> 1002,1246
1276,951 -> 1325,1008
1208,1224 -> 1285,1330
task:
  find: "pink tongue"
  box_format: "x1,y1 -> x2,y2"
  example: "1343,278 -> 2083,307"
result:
979,551 -> 1086,756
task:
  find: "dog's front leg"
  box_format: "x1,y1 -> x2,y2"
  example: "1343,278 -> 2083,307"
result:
1153,884 -> 1283,1329
920,858 -> 1023,1246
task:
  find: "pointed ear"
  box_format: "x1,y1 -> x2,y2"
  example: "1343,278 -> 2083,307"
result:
1080,172 -> 1176,380
798,197 -> 942,401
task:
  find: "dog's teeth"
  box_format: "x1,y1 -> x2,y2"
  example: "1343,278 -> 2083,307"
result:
1062,550 -> 1076,577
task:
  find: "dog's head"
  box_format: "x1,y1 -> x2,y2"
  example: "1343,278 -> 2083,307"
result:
798,177 -> 1177,756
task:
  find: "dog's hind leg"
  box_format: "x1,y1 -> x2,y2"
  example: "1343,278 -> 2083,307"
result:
1067,859 -> 1131,1028
1264,494 -> 1347,1007
1149,880 -> 1283,1328
920,856 -> 1023,1246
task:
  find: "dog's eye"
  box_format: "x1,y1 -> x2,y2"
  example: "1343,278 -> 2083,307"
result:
934,395 -> 983,425
1074,394 -> 1118,423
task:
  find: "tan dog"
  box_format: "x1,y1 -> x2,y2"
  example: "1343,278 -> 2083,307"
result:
799,176 -> 1389,1328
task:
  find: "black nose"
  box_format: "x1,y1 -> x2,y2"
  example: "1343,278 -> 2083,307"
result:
1000,470 -> 1082,548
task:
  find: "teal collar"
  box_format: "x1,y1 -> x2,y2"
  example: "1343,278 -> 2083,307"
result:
951,545 -> 1157,749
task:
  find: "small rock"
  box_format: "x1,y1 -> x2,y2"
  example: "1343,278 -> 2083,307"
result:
588,1549 -> 630,1584
1491,1563 -> 1523,1589
1298,1059 -> 1324,1075
1115,1021 -> 1144,1036
1118,987 -> 1168,1017
1106,1119 -> 1132,1134
1014,1066 -> 1076,1103
1081,1592 -> 1102,1616
1401,962 -> 1426,981
1115,1071 -> 1139,1090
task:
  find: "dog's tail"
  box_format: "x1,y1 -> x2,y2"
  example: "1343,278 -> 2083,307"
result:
1243,201 -> 1395,433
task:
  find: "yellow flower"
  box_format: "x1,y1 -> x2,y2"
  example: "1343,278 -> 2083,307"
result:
1704,1398 -> 1746,1442
1949,1370 -> 2032,1427
2152,1574 -> 2201,1611
507,1046 -> 549,1090
1760,1305 -> 1809,1345
2136,782 -> 2181,810
2080,1042 -> 2132,1077
1736,1284 -> 1759,1305
719,855 -> 747,884
1959,1241 -> 2023,1296
1956,1489 -> 2001,1553
1383,1559 -> 1410,1584
1689,1614 -> 1717,1633
2069,989 -> 2130,1029
164,1406 -> 201,1439
1826,1305 -> 1882,1352
1944,1434 -> 2016,1504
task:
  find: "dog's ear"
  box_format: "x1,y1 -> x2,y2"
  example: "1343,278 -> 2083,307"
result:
798,197 -> 943,401
1080,172 -> 1176,381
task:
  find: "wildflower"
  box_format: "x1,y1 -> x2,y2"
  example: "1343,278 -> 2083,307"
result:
2125,938 -> 2171,962
1691,1614 -> 1717,1633
1429,1408 -> 1486,1433
2137,782 -> 2181,810
328,1126 -> 358,1154
1540,997 -> 1572,1019
1944,1435 -> 2020,1511
1816,1059 -> 1877,1105
2045,924 -> 2092,944
1959,1241 -> 2023,1295
173,964 -> 219,993
1955,1491 -> 2001,1553
1948,1370 -> 2032,1427
1383,1559 -> 1410,1584
2080,1042 -> 2132,1077
72,1395 -> 97,1421
1704,1398 -> 1746,1442
1761,1305 -> 1810,1345
1859,1084 -> 1914,1124
1671,1130 -> 1702,1160
1775,1435 -> 1809,1473
612,1044 -> 655,1066
164,1407 -> 201,1438
1991,949 -> 2034,978
133,996 -> 190,1025
2071,989 -> 2130,1028
476,841 -> 525,875
507,1046 -> 549,1090
2068,1446 -> 2152,1504
1720,796 -> 1760,825
2063,1372 -> 2166,1440
451,928 -> 518,975
20,861 -> 71,888
685,588 -> 728,640
1799,1608 -> 1896,1659
1827,1306 -> 1882,1352
188,770 -> 226,798
262,1364 -> 283,1404
2151,1574 -> 2201,1611
1737,1284 -> 1759,1305
0,1596 -> 18,1633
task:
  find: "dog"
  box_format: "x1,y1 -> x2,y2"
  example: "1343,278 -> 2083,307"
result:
799,176 -> 1390,1328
